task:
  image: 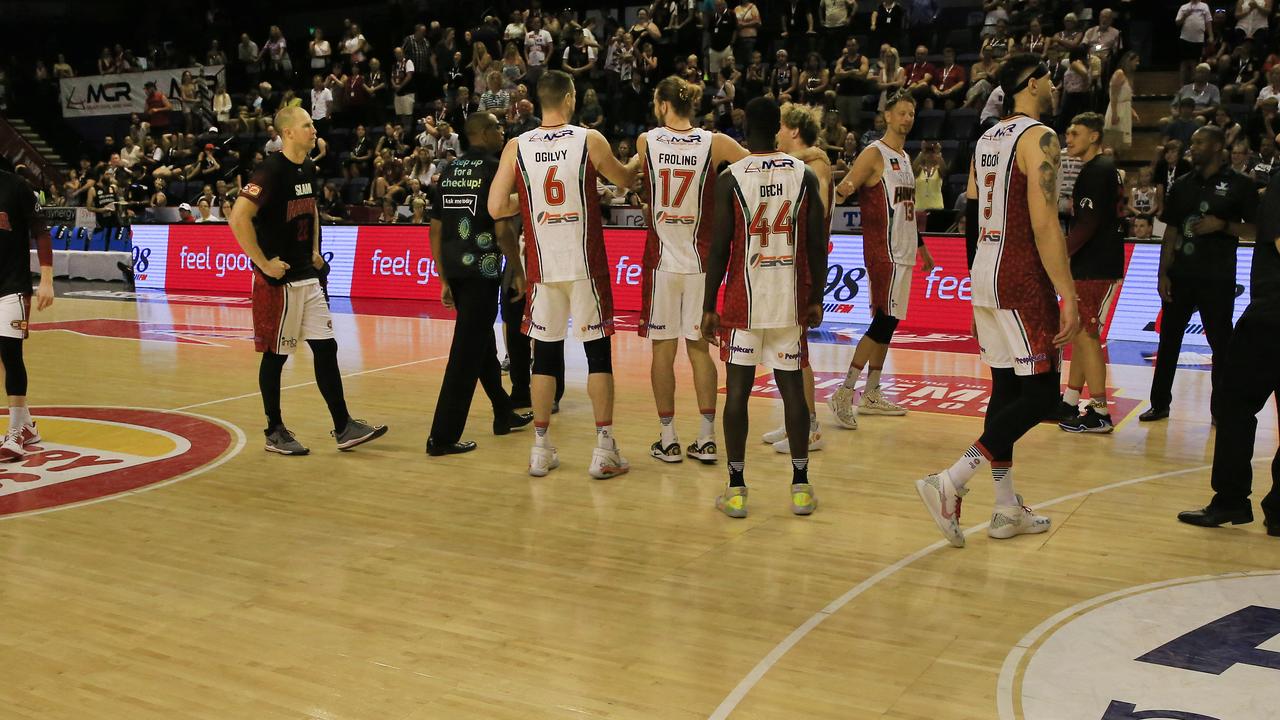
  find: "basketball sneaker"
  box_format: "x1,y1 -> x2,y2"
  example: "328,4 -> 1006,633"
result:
0,428 -> 25,460
858,387 -> 907,416
686,438 -> 718,464
761,425 -> 787,444
791,483 -> 817,515
915,470 -> 969,548
18,421 -> 39,445
716,485 -> 748,518
589,444 -> 630,479
1049,398 -> 1079,423
1059,407 -> 1113,434
771,430 -> 824,453
333,418 -> 388,450
264,426 -> 309,456
988,495 -> 1052,539
529,445 -> 560,477
650,439 -> 683,463
827,386 -> 859,429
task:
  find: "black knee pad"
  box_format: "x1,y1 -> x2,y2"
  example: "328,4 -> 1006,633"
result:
532,339 -> 565,376
583,336 -> 613,374
865,311 -> 900,344
0,337 -> 26,396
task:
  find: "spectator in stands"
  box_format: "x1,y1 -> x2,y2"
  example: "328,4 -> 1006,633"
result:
770,49 -> 799,102
1130,214 -> 1153,239
237,88 -> 264,132
831,38 -> 869,128
345,125 -> 373,179
53,54 -> 73,79
982,19 -> 1013,60
1152,139 -> 1190,207
819,109 -> 849,162
1248,96 -> 1280,149
119,136 -> 143,169
563,29 -> 597,98
982,0 -> 1009,39
1211,107 -> 1244,147
213,83 -> 232,127
479,70 -> 511,116
734,2 -> 761,62
318,182 -> 347,223
1176,0 -> 1213,84
525,15 -> 553,87
176,202 -> 195,223
185,144 -> 221,182
178,71 -> 198,133
1169,63 -> 1221,124
1250,135 -> 1279,184
709,0 -> 738,76
366,58 -> 387,125
874,46 -> 905,112
207,40 -> 227,67
904,45 -> 936,103
799,52 -> 831,106
446,87 -> 478,129
377,122 -> 409,158
510,99 -> 540,135
194,197 -> 221,223
1052,13 -> 1084,55
1084,8 -> 1122,70
1229,141 -> 1255,174
420,119 -> 461,157
403,24 -> 432,89
780,0 -> 816,57
405,146 -> 434,186
443,51 -> 471,99
871,0 -> 907,53
143,81 -> 173,137
1129,166 -> 1161,218
1105,51 -> 1138,150
264,125 -> 283,153
309,29 -> 332,74
342,24 -> 369,67
908,0 -> 939,48
391,47 -> 416,130
1021,18 -> 1048,58
1163,98 -> 1202,145
500,42 -> 526,92
861,111 -> 886,146
1257,66 -> 1280,107
469,42 -> 493,96
931,46 -> 967,110
504,11 -> 527,43
1221,41 -> 1261,104
97,47 -> 116,75
262,26 -> 291,83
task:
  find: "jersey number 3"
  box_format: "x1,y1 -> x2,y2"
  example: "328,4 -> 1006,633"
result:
981,172 -> 996,220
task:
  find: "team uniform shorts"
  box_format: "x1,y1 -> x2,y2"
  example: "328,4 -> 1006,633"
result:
973,304 -> 1061,377
1076,279 -> 1121,337
639,269 -> 705,341
869,261 -> 913,319
522,278 -> 616,342
0,293 -> 32,340
252,276 -> 334,354
720,326 -> 808,371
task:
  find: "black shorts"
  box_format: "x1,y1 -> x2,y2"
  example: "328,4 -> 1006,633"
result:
1179,39 -> 1204,61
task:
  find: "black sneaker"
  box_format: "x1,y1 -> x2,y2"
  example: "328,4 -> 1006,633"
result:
650,439 -> 683,463
1059,407 -> 1114,434
1049,399 -> 1079,423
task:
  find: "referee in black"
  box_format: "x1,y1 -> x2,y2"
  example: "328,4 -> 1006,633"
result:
1142,125 -> 1257,423
1179,136 -> 1280,537
427,112 -> 533,456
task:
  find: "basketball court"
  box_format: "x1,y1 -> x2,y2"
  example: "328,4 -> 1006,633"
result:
2,289 -> 1276,720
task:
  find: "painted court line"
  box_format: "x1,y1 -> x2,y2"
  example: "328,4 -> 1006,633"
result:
172,355 -> 449,411
707,460 -> 1271,719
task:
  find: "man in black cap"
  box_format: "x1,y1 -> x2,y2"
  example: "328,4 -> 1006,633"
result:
427,111 -> 533,455
1178,133 -> 1280,537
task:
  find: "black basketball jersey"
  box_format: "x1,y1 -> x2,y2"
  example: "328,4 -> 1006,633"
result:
241,152 -> 319,285
429,149 -> 503,281
0,171 -> 39,297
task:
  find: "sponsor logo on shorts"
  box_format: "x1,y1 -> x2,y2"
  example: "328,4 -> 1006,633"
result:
780,350 -> 800,360
530,320 -> 548,332
536,210 -> 581,225
11,320 -> 27,331
0,406 -> 240,518
1015,352 -> 1049,365
646,322 -> 668,330
727,344 -> 754,355
581,320 -> 609,332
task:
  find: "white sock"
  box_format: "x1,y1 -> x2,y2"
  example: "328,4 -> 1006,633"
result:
699,409 -> 715,440
534,422 -> 552,448
1063,386 -> 1082,406
1091,396 -> 1109,416
947,445 -> 987,490
596,423 -> 616,450
866,367 -> 883,390
809,413 -> 819,433
992,464 -> 1017,507
843,362 -> 864,389
9,406 -> 29,430
658,414 -> 677,446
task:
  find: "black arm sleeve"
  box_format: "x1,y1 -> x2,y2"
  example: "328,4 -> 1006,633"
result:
965,198 -> 979,268
804,168 -> 827,305
704,171 -> 737,314
1066,163 -> 1107,256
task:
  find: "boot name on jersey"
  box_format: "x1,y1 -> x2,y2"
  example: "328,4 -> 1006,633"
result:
657,152 -> 699,166
533,150 -> 569,163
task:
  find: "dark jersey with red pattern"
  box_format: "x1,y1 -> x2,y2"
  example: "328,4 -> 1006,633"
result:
241,152 -> 319,285
0,171 -> 42,297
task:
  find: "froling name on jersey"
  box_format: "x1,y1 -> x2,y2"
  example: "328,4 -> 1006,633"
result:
658,153 -> 699,166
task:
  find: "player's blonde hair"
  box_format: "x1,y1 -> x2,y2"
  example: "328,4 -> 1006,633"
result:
779,103 -> 821,146
654,76 -> 699,119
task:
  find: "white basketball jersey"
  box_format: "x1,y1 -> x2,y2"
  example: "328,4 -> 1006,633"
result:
644,127 -> 716,273
862,140 -> 918,265
971,114 -> 1046,309
725,152 -> 809,329
515,124 -> 605,283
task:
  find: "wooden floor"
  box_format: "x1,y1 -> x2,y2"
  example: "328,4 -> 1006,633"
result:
2,295 -> 1277,720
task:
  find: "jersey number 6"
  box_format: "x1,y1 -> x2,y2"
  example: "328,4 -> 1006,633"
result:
544,166 -> 566,206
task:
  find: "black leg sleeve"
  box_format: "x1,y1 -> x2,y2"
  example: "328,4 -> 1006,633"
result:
307,339 -> 350,434
977,371 -> 1059,463
259,351 -> 289,428
0,337 -> 27,397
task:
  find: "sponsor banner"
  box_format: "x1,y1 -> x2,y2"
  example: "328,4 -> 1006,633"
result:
60,65 -> 224,118
607,207 -> 647,228
831,205 -> 862,232
41,207 -> 97,227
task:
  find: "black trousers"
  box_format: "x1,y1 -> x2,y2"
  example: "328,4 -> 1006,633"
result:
500,284 -> 563,408
1150,275 -> 1236,415
429,277 -> 510,443
1209,309 -> 1280,519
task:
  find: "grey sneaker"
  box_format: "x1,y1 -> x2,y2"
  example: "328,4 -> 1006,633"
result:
265,426 -> 309,456
332,418 -> 388,450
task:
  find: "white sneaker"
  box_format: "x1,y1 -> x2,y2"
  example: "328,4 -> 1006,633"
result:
686,438 -> 718,464
915,470 -> 969,548
827,386 -> 859,429
772,430 -> 824,453
529,445 -> 560,477
988,495 -> 1051,539
0,428 -> 24,461
589,443 -> 630,479
18,421 -> 39,445
859,387 -> 907,416
761,425 -> 787,444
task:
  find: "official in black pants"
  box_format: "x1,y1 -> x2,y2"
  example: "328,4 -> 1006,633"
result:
427,112 -> 533,456
1179,163 -> 1280,537
1143,126 -> 1257,422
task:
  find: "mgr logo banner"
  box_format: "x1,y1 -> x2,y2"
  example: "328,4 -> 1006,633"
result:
60,65 -> 224,118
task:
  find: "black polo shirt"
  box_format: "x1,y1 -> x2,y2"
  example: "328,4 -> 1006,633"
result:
1159,166 -> 1258,281
1248,170 -> 1280,318
429,149 -> 502,281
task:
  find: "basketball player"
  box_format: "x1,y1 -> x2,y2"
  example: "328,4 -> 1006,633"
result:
487,70 -> 637,479
0,157 -> 54,459
760,103 -> 836,453
230,106 -> 387,455
915,55 -> 1081,547
829,91 -> 936,428
1056,112 -> 1124,434
631,76 -> 748,464
702,97 -> 828,518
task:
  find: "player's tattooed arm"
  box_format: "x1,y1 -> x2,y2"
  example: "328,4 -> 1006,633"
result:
1038,130 -> 1060,206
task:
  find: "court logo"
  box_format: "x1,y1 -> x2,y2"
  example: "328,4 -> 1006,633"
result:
33,319 -> 254,346
0,407 -> 241,518
1001,572 -> 1280,720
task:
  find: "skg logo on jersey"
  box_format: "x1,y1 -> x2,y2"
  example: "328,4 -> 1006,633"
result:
537,210 -> 581,225
749,252 -> 795,268
744,158 -> 796,172
655,211 -> 695,225
527,128 -> 575,142
442,194 -> 479,215
0,406 -> 240,518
